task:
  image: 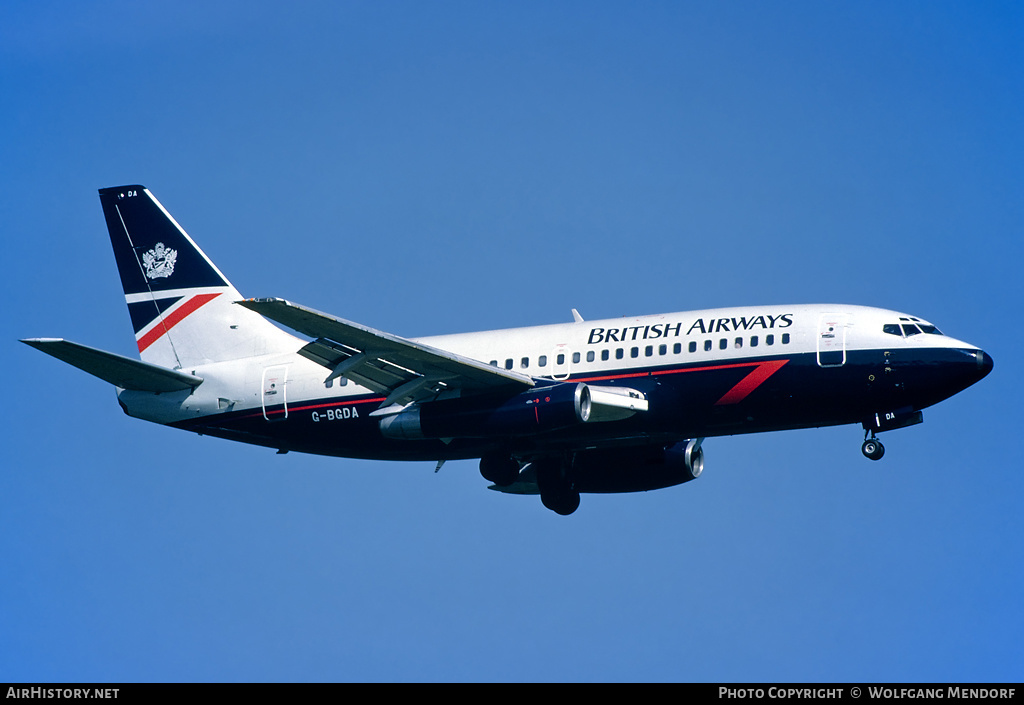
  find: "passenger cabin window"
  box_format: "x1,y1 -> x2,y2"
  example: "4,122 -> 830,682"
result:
505,359 -> 513,369
572,352 -> 581,364
689,341 -> 697,353
601,350 -> 610,361
586,351 -> 595,362
538,355 -> 547,367
521,357 -> 529,369
782,333 -> 790,344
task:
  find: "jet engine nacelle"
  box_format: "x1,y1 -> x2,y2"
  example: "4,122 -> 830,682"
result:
569,439 -> 705,494
379,382 -> 592,440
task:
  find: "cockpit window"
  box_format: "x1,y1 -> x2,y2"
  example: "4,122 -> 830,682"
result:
884,321 -> 944,337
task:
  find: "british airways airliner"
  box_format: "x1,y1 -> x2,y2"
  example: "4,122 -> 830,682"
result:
22,186 -> 993,514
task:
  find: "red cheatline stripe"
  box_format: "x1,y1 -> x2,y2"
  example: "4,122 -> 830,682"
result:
232,396 -> 387,421
137,293 -> 222,352
578,360 -> 775,383
292,397 -> 386,412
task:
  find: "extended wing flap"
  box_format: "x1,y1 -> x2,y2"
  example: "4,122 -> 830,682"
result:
298,337 -> 441,397
21,338 -> 203,393
238,298 -> 534,404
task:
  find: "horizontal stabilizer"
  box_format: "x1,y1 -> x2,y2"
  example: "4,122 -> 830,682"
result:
21,338 -> 203,393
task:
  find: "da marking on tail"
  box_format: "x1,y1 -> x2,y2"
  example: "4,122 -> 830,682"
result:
22,185 -> 993,515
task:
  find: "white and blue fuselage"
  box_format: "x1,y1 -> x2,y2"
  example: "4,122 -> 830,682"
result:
24,186 -> 992,514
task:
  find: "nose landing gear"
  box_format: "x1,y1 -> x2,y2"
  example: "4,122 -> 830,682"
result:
861,433 -> 885,461
860,408 -> 922,460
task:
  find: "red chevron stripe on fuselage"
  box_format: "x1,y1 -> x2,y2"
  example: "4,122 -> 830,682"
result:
577,358 -> 789,406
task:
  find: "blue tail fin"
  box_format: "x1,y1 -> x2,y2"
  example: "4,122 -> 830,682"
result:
98,186 -> 296,368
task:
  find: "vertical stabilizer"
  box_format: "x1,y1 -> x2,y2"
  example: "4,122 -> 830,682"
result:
98,186 -> 297,368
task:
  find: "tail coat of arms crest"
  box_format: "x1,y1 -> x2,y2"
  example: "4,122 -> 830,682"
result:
142,243 -> 177,280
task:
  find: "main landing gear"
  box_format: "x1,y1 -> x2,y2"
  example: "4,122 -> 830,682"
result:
479,452 -> 581,515
535,458 -> 580,516
861,433 -> 885,461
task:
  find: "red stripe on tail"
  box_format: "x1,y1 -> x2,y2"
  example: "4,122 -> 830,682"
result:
137,293 -> 222,353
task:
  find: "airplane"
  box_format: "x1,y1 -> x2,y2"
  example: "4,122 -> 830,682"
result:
22,185 -> 993,515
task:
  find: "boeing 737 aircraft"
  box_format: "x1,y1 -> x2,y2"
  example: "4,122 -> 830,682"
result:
22,186 -> 993,514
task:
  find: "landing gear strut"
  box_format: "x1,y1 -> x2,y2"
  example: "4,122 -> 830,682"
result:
861,432 -> 885,461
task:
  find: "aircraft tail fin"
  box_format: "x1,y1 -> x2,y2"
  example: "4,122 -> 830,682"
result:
98,186 -> 297,368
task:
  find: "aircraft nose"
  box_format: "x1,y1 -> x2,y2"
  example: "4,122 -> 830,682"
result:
977,349 -> 994,379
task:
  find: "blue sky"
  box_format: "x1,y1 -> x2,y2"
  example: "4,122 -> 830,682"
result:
2,1 -> 1021,682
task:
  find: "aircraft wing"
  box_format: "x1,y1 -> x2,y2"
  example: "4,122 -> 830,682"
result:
238,298 -> 535,408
